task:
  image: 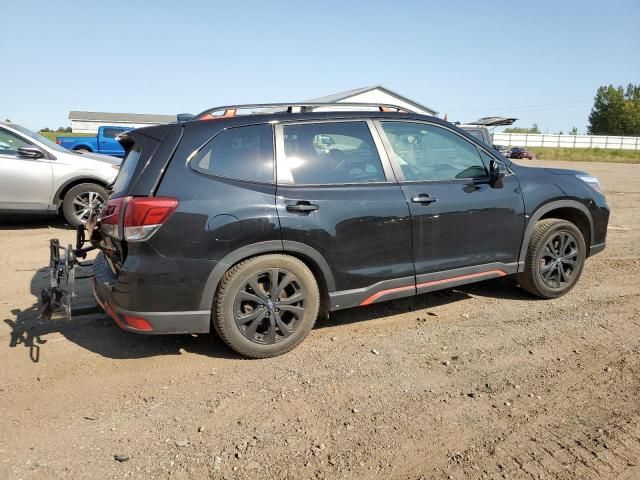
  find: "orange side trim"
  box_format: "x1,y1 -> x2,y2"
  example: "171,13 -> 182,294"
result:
360,284 -> 415,306
359,270 -> 507,306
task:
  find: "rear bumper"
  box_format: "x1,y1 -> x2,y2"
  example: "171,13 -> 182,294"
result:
92,254 -> 211,334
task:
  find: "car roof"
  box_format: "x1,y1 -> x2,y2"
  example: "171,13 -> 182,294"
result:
181,110 -> 447,128
126,109 -> 512,166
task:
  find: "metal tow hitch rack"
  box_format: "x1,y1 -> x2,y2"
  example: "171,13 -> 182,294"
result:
41,225 -> 97,321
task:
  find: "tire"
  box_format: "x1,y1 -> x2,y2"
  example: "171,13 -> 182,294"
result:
517,218 -> 586,299
214,254 -> 320,358
62,183 -> 108,227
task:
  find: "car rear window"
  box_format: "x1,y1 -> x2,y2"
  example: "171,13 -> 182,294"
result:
102,127 -> 129,138
111,145 -> 142,195
191,124 -> 274,183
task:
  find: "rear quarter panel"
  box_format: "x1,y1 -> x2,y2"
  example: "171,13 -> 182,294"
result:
114,122 -> 282,312
58,137 -> 98,151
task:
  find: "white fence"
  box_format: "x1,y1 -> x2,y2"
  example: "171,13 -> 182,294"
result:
493,133 -> 640,150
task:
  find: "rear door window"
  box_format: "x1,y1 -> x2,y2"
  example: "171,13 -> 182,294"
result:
191,124 -> 274,183
279,122 -> 386,184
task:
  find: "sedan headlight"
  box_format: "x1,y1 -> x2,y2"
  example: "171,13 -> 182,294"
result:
576,174 -> 602,194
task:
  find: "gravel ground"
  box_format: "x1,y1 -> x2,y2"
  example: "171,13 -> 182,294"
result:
1,159 -> 639,480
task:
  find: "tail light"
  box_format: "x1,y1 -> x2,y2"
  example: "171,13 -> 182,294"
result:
123,197 -> 178,241
98,197 -> 126,239
56,139 -> 61,145
98,196 -> 178,241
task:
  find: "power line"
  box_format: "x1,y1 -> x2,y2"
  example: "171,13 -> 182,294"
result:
448,100 -> 591,113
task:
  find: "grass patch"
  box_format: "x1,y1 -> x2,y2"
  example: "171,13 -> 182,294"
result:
39,131 -> 93,142
529,147 -> 640,164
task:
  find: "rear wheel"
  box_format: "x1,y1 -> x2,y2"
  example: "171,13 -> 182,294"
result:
214,255 -> 320,358
62,183 -> 107,226
518,218 -> 586,298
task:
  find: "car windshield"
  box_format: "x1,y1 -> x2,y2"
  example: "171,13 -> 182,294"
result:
5,123 -> 71,153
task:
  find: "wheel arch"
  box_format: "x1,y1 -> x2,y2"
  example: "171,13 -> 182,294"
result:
72,144 -> 93,152
518,200 -> 594,268
54,177 -> 109,209
199,240 -> 335,313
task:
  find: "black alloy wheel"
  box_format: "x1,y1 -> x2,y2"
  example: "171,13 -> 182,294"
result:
518,218 -> 586,299
538,231 -> 579,288
214,254 -> 320,358
233,268 -> 306,345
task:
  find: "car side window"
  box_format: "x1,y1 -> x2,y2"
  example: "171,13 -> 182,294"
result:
102,127 -> 127,138
281,122 -> 386,185
0,128 -> 31,157
191,124 -> 274,183
381,122 -> 488,181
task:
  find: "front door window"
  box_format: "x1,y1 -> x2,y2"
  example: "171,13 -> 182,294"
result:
0,128 -> 31,157
380,122 -> 488,181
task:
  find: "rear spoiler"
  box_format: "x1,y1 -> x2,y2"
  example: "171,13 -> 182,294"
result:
116,133 -> 135,161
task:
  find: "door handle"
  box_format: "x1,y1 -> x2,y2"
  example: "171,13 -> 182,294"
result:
411,194 -> 437,204
286,201 -> 319,213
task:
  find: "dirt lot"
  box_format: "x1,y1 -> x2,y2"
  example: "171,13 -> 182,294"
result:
1,159 -> 639,480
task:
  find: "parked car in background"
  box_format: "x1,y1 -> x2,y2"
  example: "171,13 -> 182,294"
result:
494,144 -> 511,157
509,147 -> 535,160
56,126 -> 131,157
84,102 -> 608,358
0,121 -> 120,226
459,125 -> 492,145
458,118 -> 517,156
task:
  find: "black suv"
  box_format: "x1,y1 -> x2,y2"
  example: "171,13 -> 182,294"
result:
90,103 -> 609,358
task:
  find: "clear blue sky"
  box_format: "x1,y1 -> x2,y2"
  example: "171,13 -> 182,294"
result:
2,0 -> 639,134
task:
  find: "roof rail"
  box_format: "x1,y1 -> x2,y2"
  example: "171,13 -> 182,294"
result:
193,102 -> 410,121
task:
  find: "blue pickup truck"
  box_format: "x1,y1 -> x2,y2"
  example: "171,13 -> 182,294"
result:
56,126 -> 130,157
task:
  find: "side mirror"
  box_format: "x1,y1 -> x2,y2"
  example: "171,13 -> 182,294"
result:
17,146 -> 45,159
490,159 -> 507,180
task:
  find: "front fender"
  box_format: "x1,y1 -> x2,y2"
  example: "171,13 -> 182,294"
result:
517,199 -> 594,268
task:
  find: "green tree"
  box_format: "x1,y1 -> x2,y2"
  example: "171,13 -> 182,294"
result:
40,127 -> 51,132
588,83 -> 640,135
504,123 -> 540,134
570,126 -> 578,135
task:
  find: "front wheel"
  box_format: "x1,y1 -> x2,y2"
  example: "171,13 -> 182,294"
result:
62,183 -> 107,226
214,255 -> 320,358
517,218 -> 586,298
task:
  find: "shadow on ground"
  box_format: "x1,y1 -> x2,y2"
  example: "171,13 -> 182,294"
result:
0,215 -> 73,230
4,259 -> 534,363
